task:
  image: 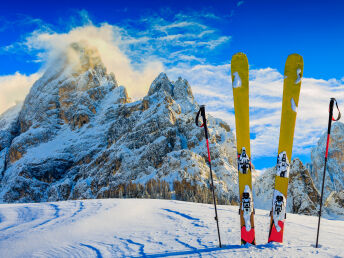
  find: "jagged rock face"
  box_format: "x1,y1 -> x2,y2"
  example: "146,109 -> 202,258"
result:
63,72 -> 238,203
325,190 -> 344,216
310,122 -> 344,200
0,104 -> 22,181
254,158 -> 320,215
287,159 -> 320,215
0,43 -> 237,203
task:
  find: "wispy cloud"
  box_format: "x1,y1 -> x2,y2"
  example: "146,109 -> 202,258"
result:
121,11 -> 231,66
154,21 -> 207,32
237,1 -> 245,7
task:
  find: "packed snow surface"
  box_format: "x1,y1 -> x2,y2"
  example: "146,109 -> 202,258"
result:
0,199 -> 343,257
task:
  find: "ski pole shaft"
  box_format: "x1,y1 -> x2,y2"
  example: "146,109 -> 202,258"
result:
316,98 -> 341,248
196,105 -> 222,248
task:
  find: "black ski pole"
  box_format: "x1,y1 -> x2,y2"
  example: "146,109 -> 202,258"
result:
196,105 -> 222,248
316,98 -> 341,248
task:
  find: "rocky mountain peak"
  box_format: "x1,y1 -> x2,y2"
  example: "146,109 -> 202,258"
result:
0,46 -> 237,203
0,41 -> 123,172
68,41 -> 105,74
147,73 -> 195,114
174,77 -> 194,103
148,72 -> 173,97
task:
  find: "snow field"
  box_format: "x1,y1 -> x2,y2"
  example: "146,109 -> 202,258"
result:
0,199 -> 343,257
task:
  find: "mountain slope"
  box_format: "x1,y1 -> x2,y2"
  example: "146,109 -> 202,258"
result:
310,122 -> 344,199
254,158 -> 320,216
0,198 -> 343,257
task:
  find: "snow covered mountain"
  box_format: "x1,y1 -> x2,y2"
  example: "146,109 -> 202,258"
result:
0,41 -> 238,204
309,121 -> 344,215
254,158 -> 320,215
325,190 -> 344,217
310,122 -> 344,199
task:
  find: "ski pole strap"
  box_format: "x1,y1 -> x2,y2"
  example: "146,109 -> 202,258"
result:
196,105 -> 206,127
326,98 -> 341,158
195,105 -> 209,139
330,98 -> 341,121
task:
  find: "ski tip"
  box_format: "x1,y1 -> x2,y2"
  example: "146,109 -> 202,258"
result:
231,53 -> 248,77
286,53 -> 304,66
232,52 -> 247,58
231,52 -> 248,63
288,53 -> 303,58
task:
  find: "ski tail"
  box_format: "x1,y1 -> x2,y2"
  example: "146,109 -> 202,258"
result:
231,53 -> 256,245
268,54 -> 303,243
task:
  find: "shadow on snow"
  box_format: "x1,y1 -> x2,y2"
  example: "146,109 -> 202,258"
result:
130,243 -> 281,257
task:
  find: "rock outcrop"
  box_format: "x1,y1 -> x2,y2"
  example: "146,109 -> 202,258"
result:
325,190 -> 344,217
310,122 -> 344,200
254,158 -> 320,215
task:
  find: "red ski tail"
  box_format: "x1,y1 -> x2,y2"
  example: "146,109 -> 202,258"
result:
268,220 -> 284,243
241,226 -> 256,245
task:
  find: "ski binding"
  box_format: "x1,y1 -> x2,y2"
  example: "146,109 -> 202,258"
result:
272,190 -> 286,232
276,151 -> 289,178
242,185 -> 253,232
238,147 -> 251,174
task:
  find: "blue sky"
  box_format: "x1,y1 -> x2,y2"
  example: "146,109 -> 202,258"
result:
1,0 -> 344,79
0,0 -> 343,169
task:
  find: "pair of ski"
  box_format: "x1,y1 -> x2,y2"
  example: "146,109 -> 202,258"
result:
231,53 -> 303,245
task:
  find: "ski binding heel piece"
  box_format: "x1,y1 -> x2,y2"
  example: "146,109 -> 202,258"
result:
242,185 -> 253,231
238,147 -> 251,174
272,190 -> 286,232
276,151 -> 290,178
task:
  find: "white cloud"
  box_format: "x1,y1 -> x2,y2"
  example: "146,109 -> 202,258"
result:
0,72 -> 41,114
23,24 -> 164,99
128,14 -> 231,64
154,21 -> 207,32
167,63 -> 344,160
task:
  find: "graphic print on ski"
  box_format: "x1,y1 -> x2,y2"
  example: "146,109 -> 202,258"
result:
268,54 -> 304,243
231,53 -> 255,245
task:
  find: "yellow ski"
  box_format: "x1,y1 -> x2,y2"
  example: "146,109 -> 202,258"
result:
268,54 -> 304,243
231,53 -> 255,245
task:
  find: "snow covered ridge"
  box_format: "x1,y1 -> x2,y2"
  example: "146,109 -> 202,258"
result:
310,122 -> 344,199
254,159 -> 319,215
0,41 -> 238,204
0,199 -> 343,257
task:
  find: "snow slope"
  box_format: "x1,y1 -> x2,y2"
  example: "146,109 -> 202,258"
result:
0,199 -> 343,257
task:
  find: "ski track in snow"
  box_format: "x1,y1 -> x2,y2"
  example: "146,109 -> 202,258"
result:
0,199 -> 343,257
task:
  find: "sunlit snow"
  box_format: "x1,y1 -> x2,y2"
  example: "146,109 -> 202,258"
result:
0,199 -> 343,257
